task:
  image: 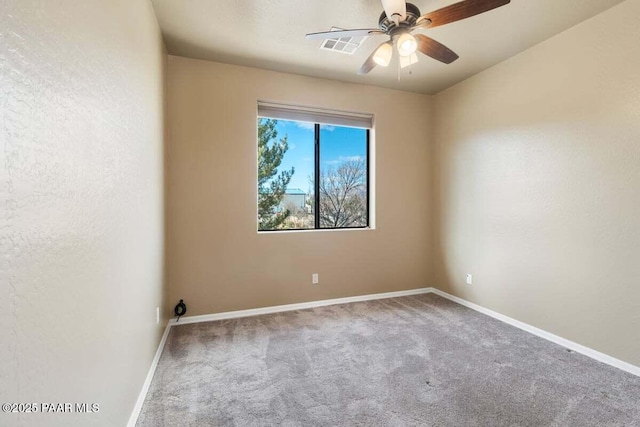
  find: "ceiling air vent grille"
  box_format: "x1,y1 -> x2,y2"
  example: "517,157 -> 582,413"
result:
320,27 -> 367,55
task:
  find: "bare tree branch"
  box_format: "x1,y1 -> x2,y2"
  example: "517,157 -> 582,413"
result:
317,160 -> 367,228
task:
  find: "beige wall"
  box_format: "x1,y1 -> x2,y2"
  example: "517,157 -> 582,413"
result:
433,0 -> 640,367
3,0 -> 638,424
0,1 -> 167,426
166,56 -> 433,316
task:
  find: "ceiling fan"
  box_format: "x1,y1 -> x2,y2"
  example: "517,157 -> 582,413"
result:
306,0 -> 511,74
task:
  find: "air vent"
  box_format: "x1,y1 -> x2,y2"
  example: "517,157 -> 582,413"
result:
320,27 -> 368,55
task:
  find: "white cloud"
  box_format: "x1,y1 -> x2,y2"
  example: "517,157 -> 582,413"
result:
294,121 -> 315,131
293,122 -> 336,132
324,155 -> 363,165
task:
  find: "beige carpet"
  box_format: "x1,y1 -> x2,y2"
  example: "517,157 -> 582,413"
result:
137,293 -> 640,426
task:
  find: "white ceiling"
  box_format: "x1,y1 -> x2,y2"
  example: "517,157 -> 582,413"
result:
150,0 -> 625,94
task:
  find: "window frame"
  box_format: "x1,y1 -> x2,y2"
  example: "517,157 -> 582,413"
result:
257,118 -> 371,233
314,123 -> 370,231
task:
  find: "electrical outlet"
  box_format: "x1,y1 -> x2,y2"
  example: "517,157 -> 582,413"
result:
312,273 -> 319,284
156,307 -> 160,324
466,274 -> 473,285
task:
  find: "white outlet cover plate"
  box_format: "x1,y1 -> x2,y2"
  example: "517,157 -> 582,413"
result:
466,274 -> 473,285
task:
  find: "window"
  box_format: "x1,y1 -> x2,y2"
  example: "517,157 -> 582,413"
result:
257,102 -> 372,231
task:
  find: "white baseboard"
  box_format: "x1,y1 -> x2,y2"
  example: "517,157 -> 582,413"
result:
168,287 -> 433,326
127,322 -> 172,427
429,288 -> 640,377
128,285 -> 639,425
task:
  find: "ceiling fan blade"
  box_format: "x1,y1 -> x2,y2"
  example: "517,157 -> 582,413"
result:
306,29 -> 384,40
415,34 -> 459,64
418,0 -> 510,29
381,0 -> 407,23
358,41 -> 391,75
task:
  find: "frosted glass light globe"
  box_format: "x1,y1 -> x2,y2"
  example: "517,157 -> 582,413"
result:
397,33 -> 417,57
373,42 -> 393,67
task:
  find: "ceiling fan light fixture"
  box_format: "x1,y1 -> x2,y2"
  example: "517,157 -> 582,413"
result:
307,0 -> 512,75
373,42 -> 393,66
399,52 -> 418,68
397,32 -> 417,57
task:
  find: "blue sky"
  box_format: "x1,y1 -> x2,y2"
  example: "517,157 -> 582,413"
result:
265,119 -> 367,193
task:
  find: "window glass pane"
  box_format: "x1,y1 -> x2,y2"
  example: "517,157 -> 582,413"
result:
257,118 -> 314,230
318,125 -> 368,228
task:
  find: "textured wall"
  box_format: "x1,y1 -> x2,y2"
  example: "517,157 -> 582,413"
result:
166,56 -> 433,316
0,1 -> 166,426
433,0 -> 640,367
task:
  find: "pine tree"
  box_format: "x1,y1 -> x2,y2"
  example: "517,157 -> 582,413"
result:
258,119 -> 294,230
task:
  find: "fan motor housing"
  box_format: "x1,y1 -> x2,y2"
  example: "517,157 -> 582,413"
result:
378,3 -> 421,32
